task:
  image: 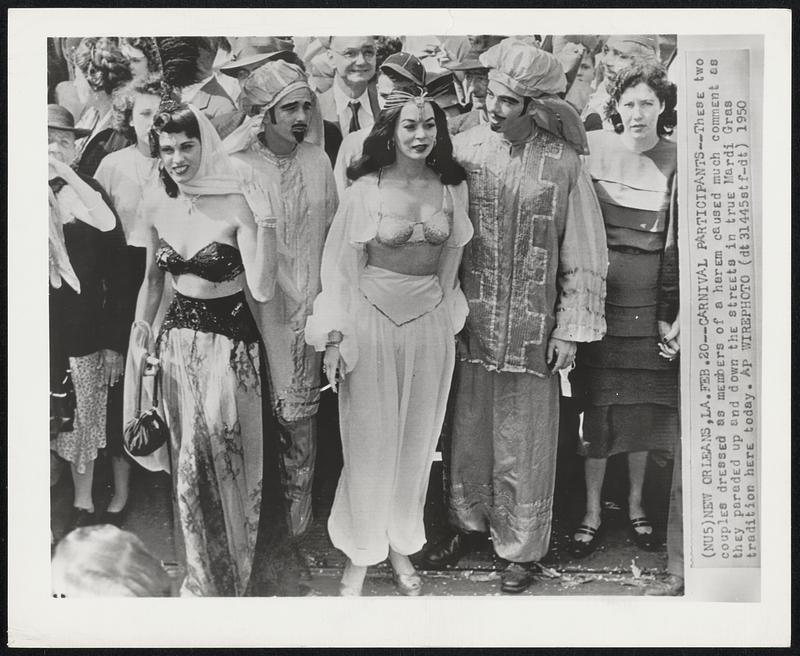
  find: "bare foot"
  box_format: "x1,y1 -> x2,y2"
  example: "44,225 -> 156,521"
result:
339,560 -> 367,596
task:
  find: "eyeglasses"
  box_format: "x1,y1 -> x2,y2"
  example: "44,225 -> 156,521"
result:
330,46 -> 377,61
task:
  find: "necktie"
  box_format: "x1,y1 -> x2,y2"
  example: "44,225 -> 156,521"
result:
348,101 -> 361,133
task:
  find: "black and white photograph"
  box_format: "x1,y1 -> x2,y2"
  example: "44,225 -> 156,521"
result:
7,7 -> 791,648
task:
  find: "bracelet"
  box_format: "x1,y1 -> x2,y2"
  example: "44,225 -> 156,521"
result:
325,342 -> 340,349
254,215 -> 278,229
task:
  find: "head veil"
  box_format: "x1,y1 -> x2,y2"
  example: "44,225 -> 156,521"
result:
170,104 -> 244,196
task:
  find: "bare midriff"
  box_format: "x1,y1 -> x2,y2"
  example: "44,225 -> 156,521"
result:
171,273 -> 244,299
366,239 -> 444,276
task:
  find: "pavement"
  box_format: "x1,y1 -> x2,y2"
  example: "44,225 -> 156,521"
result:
51,394 -> 679,597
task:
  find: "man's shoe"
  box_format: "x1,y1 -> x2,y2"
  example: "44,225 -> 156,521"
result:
420,532 -> 470,569
500,562 -> 538,594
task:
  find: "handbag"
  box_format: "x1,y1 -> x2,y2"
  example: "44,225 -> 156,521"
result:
123,352 -> 169,457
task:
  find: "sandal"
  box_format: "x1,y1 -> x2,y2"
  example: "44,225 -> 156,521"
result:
629,516 -> 659,551
569,523 -> 602,559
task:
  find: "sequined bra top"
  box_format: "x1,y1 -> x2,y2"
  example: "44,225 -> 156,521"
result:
155,239 -> 244,283
374,173 -> 452,247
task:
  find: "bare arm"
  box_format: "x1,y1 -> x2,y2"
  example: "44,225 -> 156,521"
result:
49,156 -> 115,232
234,195 -> 278,304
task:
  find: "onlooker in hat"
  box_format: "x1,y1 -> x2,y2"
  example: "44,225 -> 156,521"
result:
332,51 -> 426,195
228,60 -> 338,541
421,39 -> 608,594
426,71 -> 463,119
52,525 -> 173,597
48,103 -> 128,535
156,37 -> 237,120
582,35 -> 659,131
218,36 -> 303,107
443,35 -> 505,135
316,36 -> 381,142
70,37 -> 134,176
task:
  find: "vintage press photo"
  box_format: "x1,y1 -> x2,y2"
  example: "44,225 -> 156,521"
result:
8,7 -> 790,648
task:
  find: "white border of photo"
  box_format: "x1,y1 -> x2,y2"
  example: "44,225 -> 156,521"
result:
8,7 -> 791,647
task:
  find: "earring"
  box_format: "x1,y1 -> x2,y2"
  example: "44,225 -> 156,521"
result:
387,138 -> 394,152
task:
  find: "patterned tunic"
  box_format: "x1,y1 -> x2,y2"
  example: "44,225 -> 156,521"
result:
447,121 -> 608,562
453,122 -> 608,375
233,140 -> 338,422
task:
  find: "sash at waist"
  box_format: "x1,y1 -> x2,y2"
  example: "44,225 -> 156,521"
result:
159,290 -> 261,344
359,265 -> 443,326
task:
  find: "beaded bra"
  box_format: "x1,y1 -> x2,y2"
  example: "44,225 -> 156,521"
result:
155,239 -> 244,283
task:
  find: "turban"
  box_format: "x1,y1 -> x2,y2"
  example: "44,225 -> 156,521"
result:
241,59 -> 313,111
479,38 -> 566,98
481,38 -> 589,155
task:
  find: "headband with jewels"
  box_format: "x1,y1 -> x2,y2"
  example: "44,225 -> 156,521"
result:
381,87 -> 434,112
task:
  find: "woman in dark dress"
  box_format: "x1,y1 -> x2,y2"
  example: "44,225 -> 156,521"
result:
48,104 -> 128,531
569,62 -> 679,557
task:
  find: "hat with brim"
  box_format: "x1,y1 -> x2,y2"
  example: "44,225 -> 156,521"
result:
48,104 -> 91,137
380,52 -> 426,87
444,35 -> 506,72
220,37 -> 299,78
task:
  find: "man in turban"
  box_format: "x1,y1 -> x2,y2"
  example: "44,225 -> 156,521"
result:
422,39 -> 608,594
228,60 -> 338,541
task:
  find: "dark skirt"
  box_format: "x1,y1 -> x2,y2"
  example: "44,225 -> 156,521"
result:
572,246 -> 679,459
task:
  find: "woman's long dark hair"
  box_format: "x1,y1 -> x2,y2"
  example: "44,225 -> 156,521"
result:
347,100 -> 466,186
604,61 -> 677,137
149,101 -> 201,198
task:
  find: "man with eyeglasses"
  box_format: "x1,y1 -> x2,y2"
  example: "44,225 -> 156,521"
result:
331,51 -> 425,196
316,36 -> 381,144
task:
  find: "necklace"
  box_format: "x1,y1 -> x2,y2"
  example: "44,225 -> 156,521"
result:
178,192 -> 201,213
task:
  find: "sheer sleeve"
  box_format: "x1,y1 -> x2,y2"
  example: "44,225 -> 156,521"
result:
552,165 -> 608,342
304,179 -> 371,373
437,181 -> 473,333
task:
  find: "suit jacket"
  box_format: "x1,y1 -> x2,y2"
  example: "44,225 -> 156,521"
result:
189,76 -> 237,120
316,80 -> 380,136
